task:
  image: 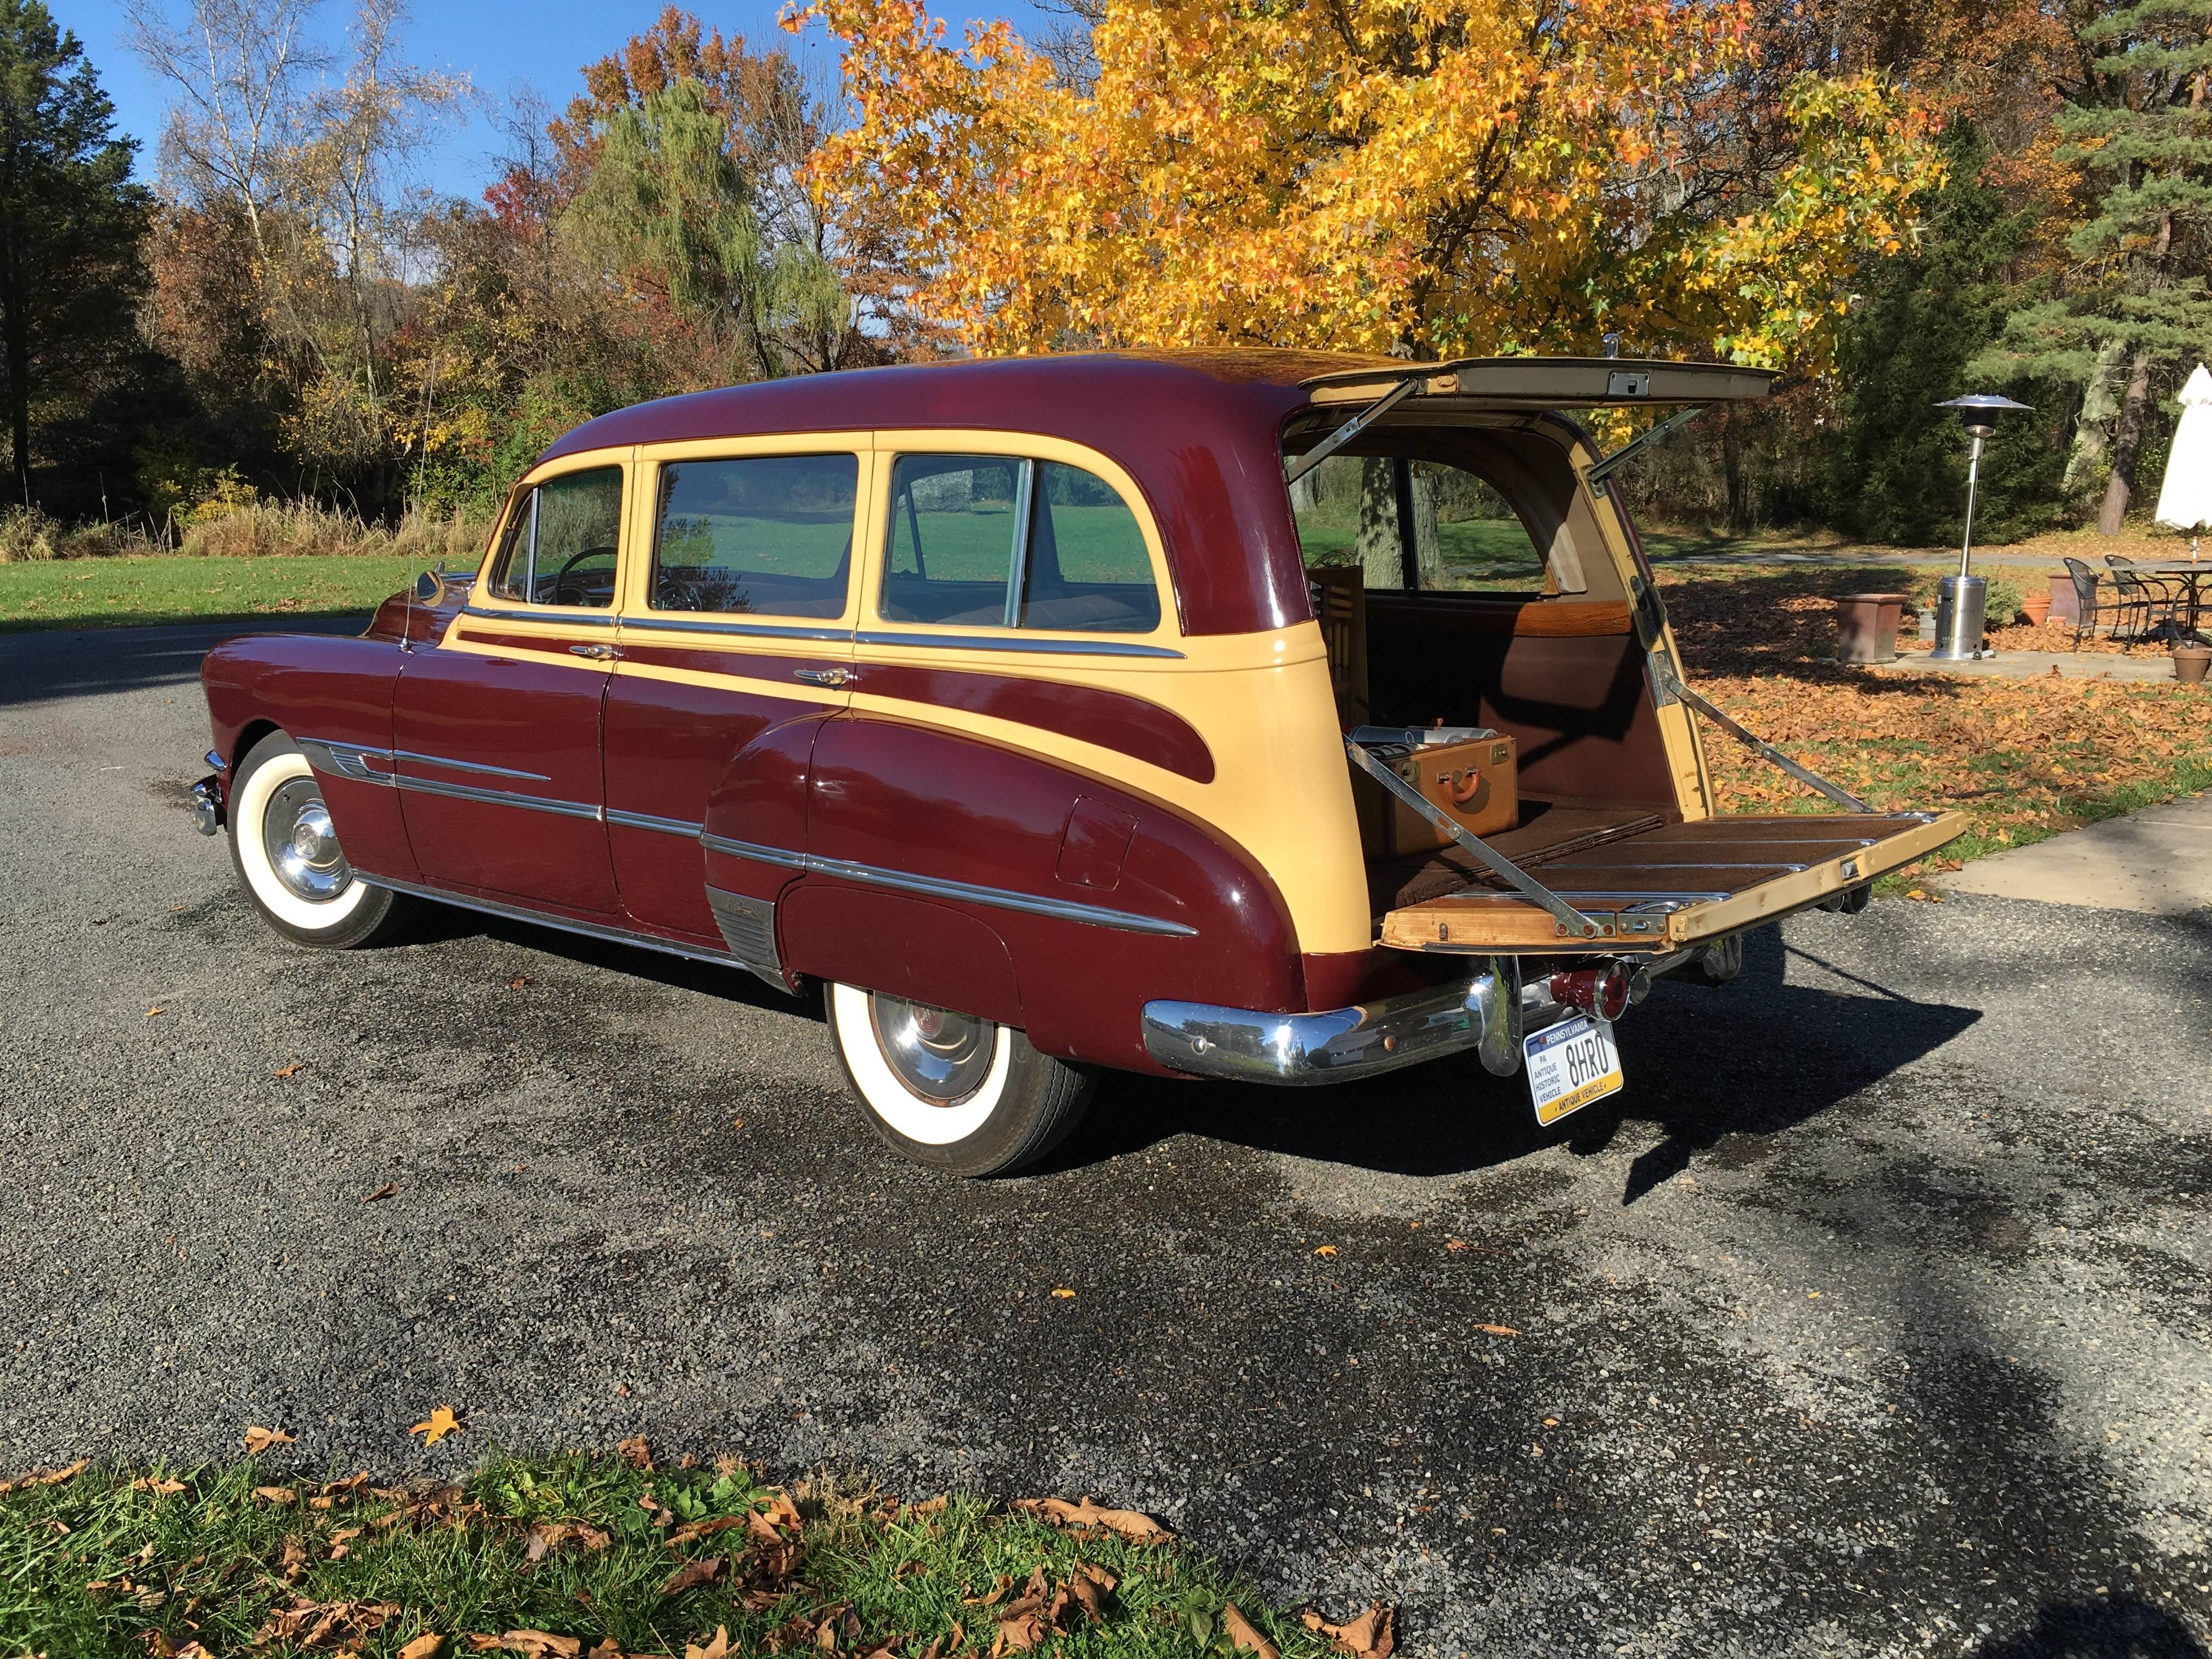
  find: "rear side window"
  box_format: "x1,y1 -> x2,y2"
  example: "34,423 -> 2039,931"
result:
488,467 -> 625,607
881,454 -> 1161,634
652,454 -> 857,618
1288,455 -> 1566,594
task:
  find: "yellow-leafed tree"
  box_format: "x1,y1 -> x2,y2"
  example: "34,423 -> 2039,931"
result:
792,0 -> 1943,369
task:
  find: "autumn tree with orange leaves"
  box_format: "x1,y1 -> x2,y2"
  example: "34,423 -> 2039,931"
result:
794,0 -> 1943,371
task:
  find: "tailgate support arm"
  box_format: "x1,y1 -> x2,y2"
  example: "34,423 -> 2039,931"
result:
1587,404 -> 1706,494
1285,375 -> 1425,486
1345,738 -> 1607,939
1651,661 -> 1875,814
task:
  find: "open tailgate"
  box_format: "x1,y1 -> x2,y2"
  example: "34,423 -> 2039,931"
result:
1379,810 -> 1969,953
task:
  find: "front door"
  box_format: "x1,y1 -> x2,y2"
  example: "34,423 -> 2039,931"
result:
604,444 -> 865,938
394,462 -> 627,914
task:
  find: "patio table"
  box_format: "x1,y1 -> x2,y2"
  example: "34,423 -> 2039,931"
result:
2049,557 -> 2212,633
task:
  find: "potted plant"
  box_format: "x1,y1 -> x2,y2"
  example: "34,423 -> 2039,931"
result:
2021,588 -> 2053,627
2175,641 -> 2211,684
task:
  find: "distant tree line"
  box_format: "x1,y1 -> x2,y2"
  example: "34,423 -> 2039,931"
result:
0,0 -> 2204,545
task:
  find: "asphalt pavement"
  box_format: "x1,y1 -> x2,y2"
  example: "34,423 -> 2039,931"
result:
3,622 -> 2209,1658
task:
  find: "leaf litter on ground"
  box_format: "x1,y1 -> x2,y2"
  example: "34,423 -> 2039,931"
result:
0,1453 -> 1359,1659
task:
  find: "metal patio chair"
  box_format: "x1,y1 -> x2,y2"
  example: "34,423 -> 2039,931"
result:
2064,557 -> 2143,651
2104,555 -> 2188,643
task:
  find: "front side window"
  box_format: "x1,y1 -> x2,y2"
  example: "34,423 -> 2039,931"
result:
881,453 -> 1161,633
487,466 -> 625,608
652,454 -> 859,618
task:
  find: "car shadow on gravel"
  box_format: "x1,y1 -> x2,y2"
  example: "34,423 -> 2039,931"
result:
0,617 -> 366,708
1048,924 -> 1981,1189
1978,1597 -> 2208,1658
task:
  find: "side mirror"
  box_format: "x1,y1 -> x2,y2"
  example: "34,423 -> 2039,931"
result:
413,569 -> 447,605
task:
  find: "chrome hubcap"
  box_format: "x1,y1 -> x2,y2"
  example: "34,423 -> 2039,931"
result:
868,994 -> 995,1104
264,777 -> 351,901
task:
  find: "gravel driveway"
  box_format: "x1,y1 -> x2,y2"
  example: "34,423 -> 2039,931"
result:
3,622 -> 2208,1658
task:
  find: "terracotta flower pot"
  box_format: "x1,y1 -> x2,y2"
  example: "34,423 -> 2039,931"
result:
2021,592 -> 2052,628
2176,644 -> 2212,685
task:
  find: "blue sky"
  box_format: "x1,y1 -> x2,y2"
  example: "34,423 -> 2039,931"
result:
60,0 -> 1062,203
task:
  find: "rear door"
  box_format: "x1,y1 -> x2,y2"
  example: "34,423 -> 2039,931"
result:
603,439 -> 866,939
393,460 -> 625,913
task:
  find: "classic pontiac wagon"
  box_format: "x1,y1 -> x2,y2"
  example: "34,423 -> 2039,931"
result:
193,351 -> 1963,1173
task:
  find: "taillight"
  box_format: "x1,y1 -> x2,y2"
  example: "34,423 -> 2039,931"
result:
1549,964 -> 1632,1022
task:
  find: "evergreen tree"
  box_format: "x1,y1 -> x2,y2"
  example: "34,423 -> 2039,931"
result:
0,0 -> 148,503
1972,0 -> 2212,532
1822,123 -> 2067,545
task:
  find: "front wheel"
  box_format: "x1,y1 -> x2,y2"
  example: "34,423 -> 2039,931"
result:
823,983 -> 1096,1176
227,731 -> 415,950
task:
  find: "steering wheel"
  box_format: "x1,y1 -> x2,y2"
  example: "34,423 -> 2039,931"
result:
551,545 -> 617,607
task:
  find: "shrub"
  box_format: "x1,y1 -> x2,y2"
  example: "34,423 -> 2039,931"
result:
0,507 -> 60,562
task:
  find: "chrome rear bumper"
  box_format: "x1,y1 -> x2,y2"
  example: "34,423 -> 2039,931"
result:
1143,963 -> 1533,1086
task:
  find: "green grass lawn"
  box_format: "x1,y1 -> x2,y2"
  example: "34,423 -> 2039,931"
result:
1,1451 -> 1359,1659
0,554 -> 418,634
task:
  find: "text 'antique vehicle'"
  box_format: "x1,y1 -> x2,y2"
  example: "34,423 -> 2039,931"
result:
192,352 -> 1964,1173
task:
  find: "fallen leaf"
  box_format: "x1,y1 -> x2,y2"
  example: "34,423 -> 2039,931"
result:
664,1516 -> 746,1547
328,1525 -> 362,1560
584,1643 -> 620,1659
245,1425 -> 296,1454
399,1638 -> 445,1659
280,1536 -> 309,1580
255,1485 -> 298,1505
1301,1604 -> 1395,1659
617,1435 -> 653,1470
275,1063 -> 304,1077
362,1184 -> 398,1204
1224,1604 -> 1280,1659
509,977 -> 531,989
1475,1324 -> 1521,1338
1049,1288 -> 1076,1299
409,1406 -> 461,1447
1012,1496 -> 1168,1541
146,1007 -> 163,1018
1313,1245 -> 1338,1257
682,1630 -> 729,1659
473,1634 -> 580,1659
131,1476 -> 187,1496
656,1556 -> 724,1596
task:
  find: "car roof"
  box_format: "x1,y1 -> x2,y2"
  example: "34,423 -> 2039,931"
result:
535,349 -> 1763,635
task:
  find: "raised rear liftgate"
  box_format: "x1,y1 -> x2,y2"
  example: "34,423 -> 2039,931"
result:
1299,357 -> 1967,957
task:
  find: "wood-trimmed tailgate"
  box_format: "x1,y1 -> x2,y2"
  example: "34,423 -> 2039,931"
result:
1379,810 -> 1969,955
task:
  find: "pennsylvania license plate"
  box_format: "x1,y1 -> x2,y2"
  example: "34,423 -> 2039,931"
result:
1523,1014 -> 1624,1125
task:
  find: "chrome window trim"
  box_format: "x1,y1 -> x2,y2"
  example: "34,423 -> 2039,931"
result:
608,807 -> 706,837
854,630 -> 1183,659
620,615 -> 854,644
461,603 -> 617,628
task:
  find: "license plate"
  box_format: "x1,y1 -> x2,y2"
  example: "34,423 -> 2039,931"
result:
1523,1014 -> 1623,1125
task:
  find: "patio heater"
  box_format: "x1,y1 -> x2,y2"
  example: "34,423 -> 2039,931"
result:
1928,393 -> 2033,661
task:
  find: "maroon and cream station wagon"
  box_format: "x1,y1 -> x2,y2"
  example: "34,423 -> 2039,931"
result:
191,352 -> 1963,1174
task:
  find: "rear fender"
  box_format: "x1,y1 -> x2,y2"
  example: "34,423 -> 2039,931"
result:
787,715 -> 1302,1073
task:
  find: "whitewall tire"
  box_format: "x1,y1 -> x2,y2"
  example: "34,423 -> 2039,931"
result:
228,731 -> 414,949
825,981 -> 1096,1176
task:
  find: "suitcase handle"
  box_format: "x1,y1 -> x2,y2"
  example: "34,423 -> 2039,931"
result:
1447,770 -> 1485,805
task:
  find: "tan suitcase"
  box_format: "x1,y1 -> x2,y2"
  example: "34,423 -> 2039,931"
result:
1350,729 -> 1518,858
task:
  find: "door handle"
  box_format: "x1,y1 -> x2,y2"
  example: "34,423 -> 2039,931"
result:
793,667 -> 855,687
568,644 -> 619,661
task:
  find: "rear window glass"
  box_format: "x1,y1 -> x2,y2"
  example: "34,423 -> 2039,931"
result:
881,454 -> 1160,633
1289,455 -> 1548,593
652,454 -> 857,618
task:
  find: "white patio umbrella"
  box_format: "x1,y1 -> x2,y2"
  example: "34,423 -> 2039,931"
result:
2154,362 -> 2212,532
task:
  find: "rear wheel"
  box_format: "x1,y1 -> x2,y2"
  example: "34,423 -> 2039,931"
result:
228,731 -> 415,949
823,982 -> 1095,1176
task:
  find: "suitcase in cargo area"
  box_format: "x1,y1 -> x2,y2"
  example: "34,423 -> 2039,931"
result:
1349,727 -> 1518,859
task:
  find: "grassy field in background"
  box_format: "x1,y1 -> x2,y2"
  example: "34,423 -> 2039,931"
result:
0,554 -> 416,634
0,1450 -> 1367,1659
